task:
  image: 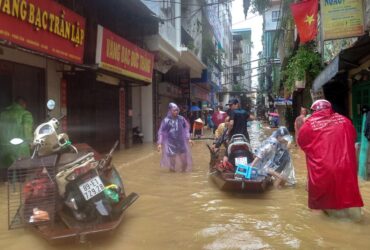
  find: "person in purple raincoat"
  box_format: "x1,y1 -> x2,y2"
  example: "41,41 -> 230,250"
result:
157,103 -> 193,172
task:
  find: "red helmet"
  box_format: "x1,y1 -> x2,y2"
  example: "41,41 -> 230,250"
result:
310,99 -> 332,111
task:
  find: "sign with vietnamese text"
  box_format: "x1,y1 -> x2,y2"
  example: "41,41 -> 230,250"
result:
0,0 -> 85,64
158,82 -> 182,98
96,25 -> 154,83
192,85 -> 210,101
321,0 -> 364,40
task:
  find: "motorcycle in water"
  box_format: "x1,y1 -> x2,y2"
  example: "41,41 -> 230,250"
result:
7,99 -> 139,242
132,126 -> 144,144
208,134 -> 271,193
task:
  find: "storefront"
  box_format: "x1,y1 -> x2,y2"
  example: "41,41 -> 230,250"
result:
157,80 -> 184,120
190,69 -> 219,108
0,58 -> 45,124
191,83 -> 211,108
152,67 -> 191,136
0,0 -> 86,125
312,35 -> 370,139
65,25 -> 154,151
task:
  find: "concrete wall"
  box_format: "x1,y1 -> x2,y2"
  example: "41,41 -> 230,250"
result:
141,0 -> 180,50
182,0 -> 203,59
264,3 -> 280,31
132,87 -> 142,128
141,84 -> 154,142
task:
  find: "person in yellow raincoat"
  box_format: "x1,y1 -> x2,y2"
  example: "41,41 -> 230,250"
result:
0,97 -> 33,182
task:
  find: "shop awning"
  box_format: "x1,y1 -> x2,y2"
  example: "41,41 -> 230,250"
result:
274,97 -> 292,106
313,56 -> 340,92
313,35 -> 370,92
191,69 -> 220,91
145,35 -> 181,74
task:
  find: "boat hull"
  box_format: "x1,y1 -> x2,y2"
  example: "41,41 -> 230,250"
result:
29,192 -> 139,242
210,171 -> 270,193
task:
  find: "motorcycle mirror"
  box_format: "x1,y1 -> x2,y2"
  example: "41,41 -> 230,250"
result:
46,99 -> 56,111
10,138 -> 24,145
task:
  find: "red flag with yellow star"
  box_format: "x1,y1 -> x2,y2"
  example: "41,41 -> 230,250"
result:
290,0 -> 318,44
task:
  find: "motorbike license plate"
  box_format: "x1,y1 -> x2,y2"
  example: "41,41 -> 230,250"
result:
235,157 -> 248,166
79,176 -> 105,200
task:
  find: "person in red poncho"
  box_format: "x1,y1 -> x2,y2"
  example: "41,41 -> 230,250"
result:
298,99 -> 364,220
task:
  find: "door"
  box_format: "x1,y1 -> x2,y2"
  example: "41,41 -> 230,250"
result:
66,73 -> 119,153
95,81 -> 119,152
0,75 -> 12,111
352,81 -> 370,141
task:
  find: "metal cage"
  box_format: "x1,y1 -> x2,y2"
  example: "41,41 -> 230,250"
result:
7,155 -> 58,230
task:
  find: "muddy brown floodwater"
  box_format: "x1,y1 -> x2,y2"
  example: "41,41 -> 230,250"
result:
1,121 -> 370,249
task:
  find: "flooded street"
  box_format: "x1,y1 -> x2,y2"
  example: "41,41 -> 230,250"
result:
1,122 -> 370,249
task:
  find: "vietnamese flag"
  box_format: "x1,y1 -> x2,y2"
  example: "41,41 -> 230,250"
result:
290,0 -> 318,44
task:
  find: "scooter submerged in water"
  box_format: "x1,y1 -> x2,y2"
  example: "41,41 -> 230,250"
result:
7,99 -> 139,243
132,126 -> 144,144
208,134 -> 271,193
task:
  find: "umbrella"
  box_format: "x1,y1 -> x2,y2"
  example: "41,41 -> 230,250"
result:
268,112 -> 279,117
202,107 -> 213,111
191,106 -> 201,112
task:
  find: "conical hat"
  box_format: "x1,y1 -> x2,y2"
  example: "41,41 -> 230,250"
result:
195,118 -> 204,123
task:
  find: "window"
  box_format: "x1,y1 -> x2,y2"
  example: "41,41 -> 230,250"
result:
161,0 -> 176,26
161,0 -> 171,12
272,11 -> 280,22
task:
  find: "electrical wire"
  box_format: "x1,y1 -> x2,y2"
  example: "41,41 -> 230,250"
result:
222,73 -> 266,85
222,57 -> 267,69
231,13 -> 260,25
150,0 -> 235,22
222,65 -> 269,76
142,0 -> 235,9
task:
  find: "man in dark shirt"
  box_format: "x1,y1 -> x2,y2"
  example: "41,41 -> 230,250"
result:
227,98 -> 254,142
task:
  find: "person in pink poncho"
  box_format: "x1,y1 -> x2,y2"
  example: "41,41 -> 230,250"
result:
157,103 -> 193,172
294,107 -> 308,146
298,99 -> 363,220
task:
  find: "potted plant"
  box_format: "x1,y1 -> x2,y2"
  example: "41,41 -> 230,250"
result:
295,75 -> 306,89
282,44 -> 321,93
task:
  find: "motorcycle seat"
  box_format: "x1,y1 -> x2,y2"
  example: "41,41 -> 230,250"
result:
57,152 -> 95,171
227,141 -> 251,156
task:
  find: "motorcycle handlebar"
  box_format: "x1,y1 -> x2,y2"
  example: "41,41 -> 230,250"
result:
108,140 -> 119,156
98,140 -> 119,171
56,114 -> 65,121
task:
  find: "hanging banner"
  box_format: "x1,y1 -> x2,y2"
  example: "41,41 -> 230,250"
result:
96,25 -> 154,83
321,0 -> 364,40
0,0 -> 85,64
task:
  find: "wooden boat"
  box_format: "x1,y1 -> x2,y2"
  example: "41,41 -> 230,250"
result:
8,143 -> 139,243
209,170 -> 271,193
207,136 -> 271,193
30,192 -> 139,242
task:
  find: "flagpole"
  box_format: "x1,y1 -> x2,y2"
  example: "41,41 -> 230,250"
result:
319,0 -> 325,67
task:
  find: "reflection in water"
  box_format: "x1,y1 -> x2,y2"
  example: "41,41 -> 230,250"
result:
1,121 -> 370,249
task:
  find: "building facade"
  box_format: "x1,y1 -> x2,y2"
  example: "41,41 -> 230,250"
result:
0,0 -> 233,148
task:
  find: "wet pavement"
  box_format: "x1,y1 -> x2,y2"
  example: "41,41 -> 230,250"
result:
1,122 -> 370,249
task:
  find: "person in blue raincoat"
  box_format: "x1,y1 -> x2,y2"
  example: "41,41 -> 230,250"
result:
0,97 -> 33,182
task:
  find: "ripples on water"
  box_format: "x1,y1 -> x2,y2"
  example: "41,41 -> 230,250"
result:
1,121 -> 370,249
